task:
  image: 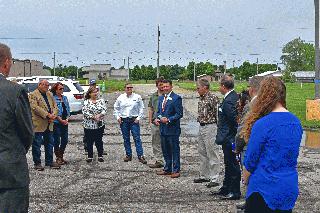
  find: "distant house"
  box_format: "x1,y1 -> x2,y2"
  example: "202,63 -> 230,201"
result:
197,74 -> 213,82
251,70 -> 283,78
82,64 -> 129,80
213,70 -> 224,81
9,59 -> 48,77
291,71 -> 315,83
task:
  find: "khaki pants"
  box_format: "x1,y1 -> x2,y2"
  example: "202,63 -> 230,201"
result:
151,124 -> 163,163
197,124 -> 220,182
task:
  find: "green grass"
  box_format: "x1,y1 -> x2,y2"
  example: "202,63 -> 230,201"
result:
177,81 -> 320,128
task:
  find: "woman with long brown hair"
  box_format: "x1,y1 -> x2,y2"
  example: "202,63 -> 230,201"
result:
241,76 -> 302,212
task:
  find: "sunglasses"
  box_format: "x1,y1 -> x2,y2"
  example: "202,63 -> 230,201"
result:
126,87 -> 133,89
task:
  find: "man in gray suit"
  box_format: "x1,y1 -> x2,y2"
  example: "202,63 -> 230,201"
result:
0,43 -> 33,212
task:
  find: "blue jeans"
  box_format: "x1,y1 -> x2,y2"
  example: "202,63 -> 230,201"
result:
53,123 -> 68,152
120,118 -> 144,157
160,135 -> 180,173
32,130 -> 54,166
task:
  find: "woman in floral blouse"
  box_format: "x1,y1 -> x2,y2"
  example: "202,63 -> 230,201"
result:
82,85 -> 107,162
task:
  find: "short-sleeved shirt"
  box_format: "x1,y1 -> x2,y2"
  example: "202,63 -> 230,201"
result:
148,91 -> 160,120
197,91 -> 219,124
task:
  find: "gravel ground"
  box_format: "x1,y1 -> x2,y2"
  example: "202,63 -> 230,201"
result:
28,84 -> 320,213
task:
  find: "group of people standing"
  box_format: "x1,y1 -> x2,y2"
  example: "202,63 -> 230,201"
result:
193,75 -> 303,213
0,42 -> 303,213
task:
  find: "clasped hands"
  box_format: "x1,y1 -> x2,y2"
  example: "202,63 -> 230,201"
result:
154,117 -> 169,126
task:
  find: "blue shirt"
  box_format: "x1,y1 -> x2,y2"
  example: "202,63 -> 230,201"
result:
244,112 -> 303,211
53,95 -> 70,124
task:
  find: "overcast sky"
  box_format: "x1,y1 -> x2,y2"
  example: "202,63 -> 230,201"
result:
0,0 -> 314,68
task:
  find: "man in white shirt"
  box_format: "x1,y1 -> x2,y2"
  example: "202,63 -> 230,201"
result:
113,83 -> 147,164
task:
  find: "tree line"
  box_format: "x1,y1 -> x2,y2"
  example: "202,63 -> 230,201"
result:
44,37 -> 314,81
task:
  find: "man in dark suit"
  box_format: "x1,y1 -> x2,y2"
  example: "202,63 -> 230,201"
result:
212,75 -> 241,200
0,43 -> 34,212
154,79 -> 183,178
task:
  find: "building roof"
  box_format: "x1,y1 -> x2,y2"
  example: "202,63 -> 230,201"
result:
254,70 -> 283,77
291,71 -> 315,78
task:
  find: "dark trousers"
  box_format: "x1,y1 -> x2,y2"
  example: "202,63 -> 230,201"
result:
32,129 -> 54,166
221,142 -> 241,194
160,135 -> 180,173
83,128 -> 87,151
84,126 -> 105,158
53,123 -> 68,153
245,192 -> 292,213
0,187 -> 29,213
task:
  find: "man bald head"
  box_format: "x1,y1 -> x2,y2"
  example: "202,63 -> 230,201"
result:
38,79 -> 50,93
0,43 -> 12,77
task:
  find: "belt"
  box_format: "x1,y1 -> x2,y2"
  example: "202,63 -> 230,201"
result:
121,116 -> 137,120
199,123 -> 214,126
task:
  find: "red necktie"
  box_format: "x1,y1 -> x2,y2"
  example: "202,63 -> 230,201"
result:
162,95 -> 167,112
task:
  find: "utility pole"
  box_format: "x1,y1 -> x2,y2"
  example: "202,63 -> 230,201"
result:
123,58 -> 126,68
233,60 -> 235,68
127,56 -> 130,81
223,60 -> 226,74
192,60 -> 197,82
157,25 -> 160,78
256,58 -> 259,75
315,0 -> 320,98
76,57 -> 79,79
53,52 -> 56,76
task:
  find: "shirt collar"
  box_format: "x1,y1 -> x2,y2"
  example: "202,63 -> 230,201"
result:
165,91 -> 173,98
224,89 -> 234,99
251,95 -> 257,102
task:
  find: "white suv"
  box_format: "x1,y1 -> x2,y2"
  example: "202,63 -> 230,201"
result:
21,80 -> 84,115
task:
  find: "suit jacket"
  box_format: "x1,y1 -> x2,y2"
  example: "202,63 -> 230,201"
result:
216,90 -> 239,145
157,91 -> 183,136
0,75 -> 33,188
29,89 -> 58,132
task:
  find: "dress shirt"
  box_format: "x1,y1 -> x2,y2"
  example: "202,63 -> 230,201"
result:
224,89 -> 234,99
113,93 -> 144,120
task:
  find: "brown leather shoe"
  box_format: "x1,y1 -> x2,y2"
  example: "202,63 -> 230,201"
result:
138,156 -> 147,164
56,157 -> 65,165
34,164 -> 44,171
123,155 -> 132,162
49,162 -> 61,169
156,170 -> 172,175
149,161 -> 163,168
171,172 -> 180,178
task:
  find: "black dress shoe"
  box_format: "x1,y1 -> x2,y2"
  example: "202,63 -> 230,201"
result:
210,187 -> 229,196
221,192 -> 241,200
193,178 -> 210,183
206,181 -> 219,188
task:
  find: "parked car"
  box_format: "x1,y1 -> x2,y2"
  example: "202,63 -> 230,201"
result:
22,80 -> 84,115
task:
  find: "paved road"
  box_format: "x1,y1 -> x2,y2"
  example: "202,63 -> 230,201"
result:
28,84 -> 320,212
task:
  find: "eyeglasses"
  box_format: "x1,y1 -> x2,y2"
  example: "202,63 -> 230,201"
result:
126,87 -> 133,89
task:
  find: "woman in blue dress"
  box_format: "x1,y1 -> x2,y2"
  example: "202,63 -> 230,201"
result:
241,77 -> 303,212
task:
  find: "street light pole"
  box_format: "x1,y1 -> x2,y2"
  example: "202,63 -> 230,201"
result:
315,0 -> 320,98
157,25 -> 160,78
256,58 -> 259,75
193,60 -> 196,82
53,52 -> 56,76
223,60 -> 226,74
127,56 -> 130,81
